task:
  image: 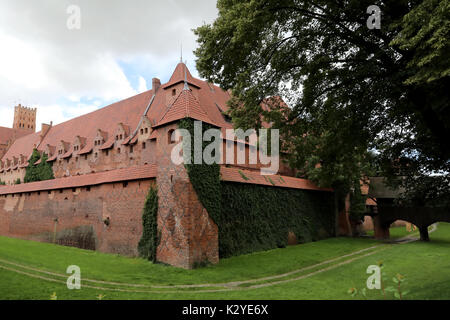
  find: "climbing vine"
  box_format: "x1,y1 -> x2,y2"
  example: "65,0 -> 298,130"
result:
178,117 -> 335,258
138,186 -> 159,262
220,182 -> 335,257
179,117 -> 222,224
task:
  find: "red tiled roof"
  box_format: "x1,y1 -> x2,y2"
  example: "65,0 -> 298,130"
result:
0,164 -> 157,195
149,130 -> 157,140
161,62 -> 202,89
154,88 -> 217,127
220,167 -> 333,192
0,126 -> 32,146
0,62 -> 263,167
100,136 -> 115,150
78,145 -> 93,155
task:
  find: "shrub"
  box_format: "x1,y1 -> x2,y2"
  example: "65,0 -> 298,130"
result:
138,186 -> 159,262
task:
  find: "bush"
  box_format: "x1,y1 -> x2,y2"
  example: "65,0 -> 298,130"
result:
24,149 -> 54,183
138,186 -> 159,262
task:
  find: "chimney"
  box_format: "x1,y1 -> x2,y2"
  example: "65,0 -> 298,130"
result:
40,122 -> 52,139
152,78 -> 161,92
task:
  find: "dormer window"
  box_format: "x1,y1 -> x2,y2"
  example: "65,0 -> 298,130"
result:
145,128 -> 148,134
140,129 -> 144,135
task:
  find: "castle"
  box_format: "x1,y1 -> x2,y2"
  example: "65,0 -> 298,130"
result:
0,104 -> 36,162
0,62 -> 338,269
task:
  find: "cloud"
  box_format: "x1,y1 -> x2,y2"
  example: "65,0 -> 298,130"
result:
137,76 -> 148,93
0,0 -> 218,127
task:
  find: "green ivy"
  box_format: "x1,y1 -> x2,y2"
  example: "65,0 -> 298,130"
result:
138,186 -> 159,262
220,182 -> 335,257
24,149 -> 54,183
179,117 -> 222,224
178,117 -> 335,259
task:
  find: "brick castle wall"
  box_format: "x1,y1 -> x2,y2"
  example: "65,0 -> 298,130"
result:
0,179 -> 155,256
155,123 -> 219,269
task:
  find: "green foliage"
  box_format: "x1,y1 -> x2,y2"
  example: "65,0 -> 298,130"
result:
0,180 -> 6,185
179,118 -> 222,224
138,186 -> 159,262
179,117 -> 334,258
219,182 -> 335,258
14,178 -> 21,185
194,0 -> 450,212
391,0 -> 450,84
238,170 -> 250,181
349,180 -> 368,222
24,149 -> 54,183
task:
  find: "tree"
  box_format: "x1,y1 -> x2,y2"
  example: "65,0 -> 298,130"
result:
194,0 -> 450,226
24,149 -> 41,183
24,149 -> 54,183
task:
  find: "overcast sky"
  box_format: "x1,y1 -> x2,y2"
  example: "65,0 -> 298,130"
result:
0,0 -> 218,128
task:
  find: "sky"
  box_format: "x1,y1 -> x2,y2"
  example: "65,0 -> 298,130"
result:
0,0 -> 218,129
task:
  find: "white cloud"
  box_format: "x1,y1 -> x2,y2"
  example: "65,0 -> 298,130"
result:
137,76 -> 148,93
0,0 -> 218,128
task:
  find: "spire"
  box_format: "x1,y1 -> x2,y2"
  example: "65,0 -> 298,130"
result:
180,43 -> 183,63
183,63 -> 190,91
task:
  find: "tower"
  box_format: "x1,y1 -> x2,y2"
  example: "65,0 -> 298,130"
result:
13,104 -> 36,132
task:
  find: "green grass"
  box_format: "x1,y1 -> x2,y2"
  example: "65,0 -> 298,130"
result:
0,223 -> 449,300
365,225 -> 418,239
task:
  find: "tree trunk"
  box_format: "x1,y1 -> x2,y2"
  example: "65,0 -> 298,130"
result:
419,226 -> 430,241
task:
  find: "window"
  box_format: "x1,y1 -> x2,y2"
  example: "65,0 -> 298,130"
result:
105,150 -> 109,156
168,129 -> 176,144
172,89 -> 176,96
140,129 -> 144,135
130,145 -> 134,154
117,148 -> 121,154
142,142 -> 146,150
145,128 -> 148,134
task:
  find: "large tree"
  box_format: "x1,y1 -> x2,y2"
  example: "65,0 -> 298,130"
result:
194,0 -> 450,220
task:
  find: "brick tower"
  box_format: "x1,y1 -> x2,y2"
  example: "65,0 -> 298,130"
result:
13,104 -> 36,132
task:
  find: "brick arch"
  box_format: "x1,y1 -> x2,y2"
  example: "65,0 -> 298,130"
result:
371,206 -> 450,241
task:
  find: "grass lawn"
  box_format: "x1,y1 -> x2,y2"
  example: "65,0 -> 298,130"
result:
0,223 -> 449,300
365,225 -> 419,239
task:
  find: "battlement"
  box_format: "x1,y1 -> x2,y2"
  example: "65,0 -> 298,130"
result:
13,104 -> 37,132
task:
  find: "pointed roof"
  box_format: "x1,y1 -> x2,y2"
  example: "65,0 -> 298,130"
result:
161,62 -> 201,89
154,86 -> 217,128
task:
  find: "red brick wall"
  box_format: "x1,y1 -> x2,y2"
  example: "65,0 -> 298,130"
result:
0,179 -> 155,256
155,123 -> 219,269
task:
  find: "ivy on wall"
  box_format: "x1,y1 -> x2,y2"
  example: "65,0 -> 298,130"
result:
178,117 -> 222,224
220,182 -> 335,258
24,149 -> 55,183
178,117 -> 336,259
138,186 -> 159,262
